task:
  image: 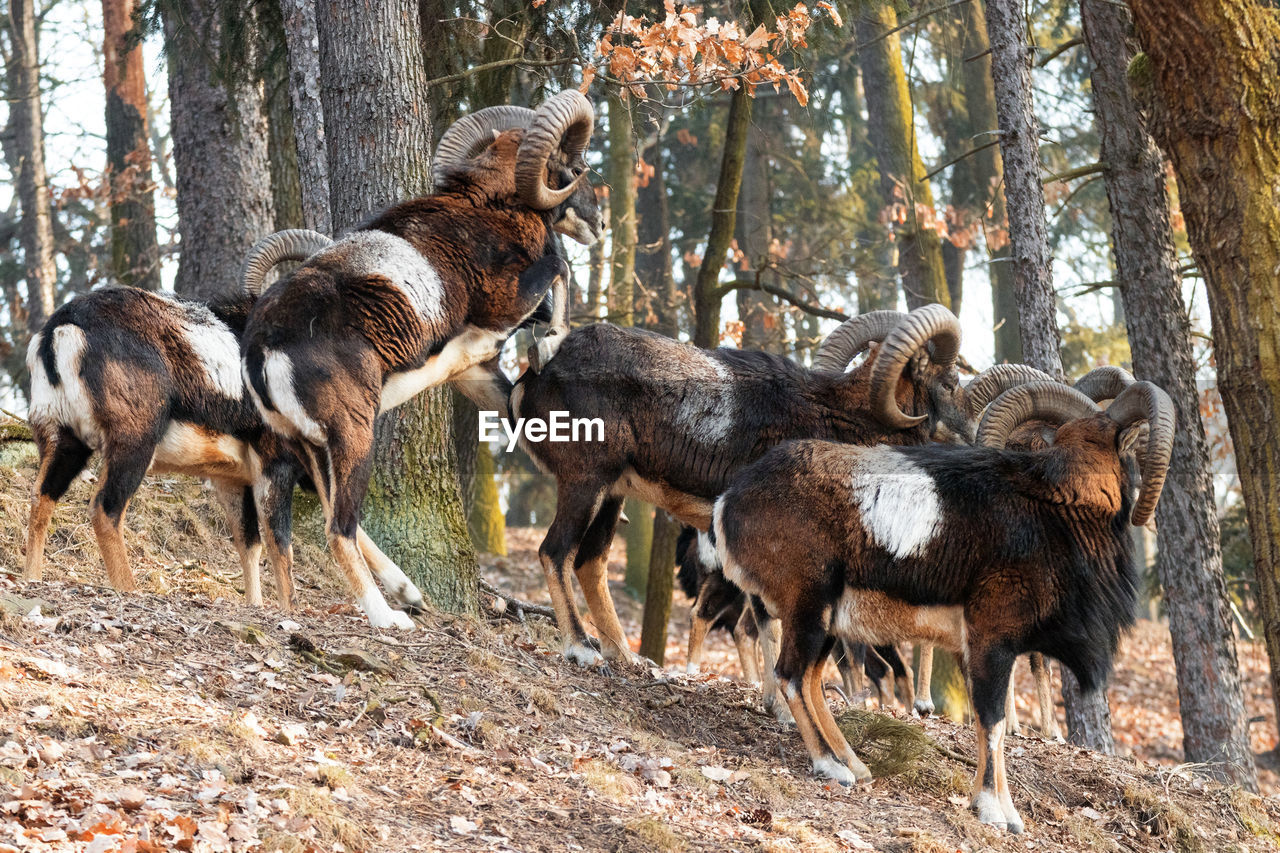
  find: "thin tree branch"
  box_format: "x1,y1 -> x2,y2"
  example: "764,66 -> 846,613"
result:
853,0 -> 974,50
923,138 -> 1002,181
423,56 -> 576,89
1036,37 -> 1084,66
712,276 -> 851,321
1042,162 -> 1108,184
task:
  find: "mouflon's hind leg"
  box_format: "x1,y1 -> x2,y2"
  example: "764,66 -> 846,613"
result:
571,497 -> 632,663
539,483 -> 610,667
90,444 -> 155,592
25,428 -> 92,581
357,527 -> 427,615
211,480 -> 264,606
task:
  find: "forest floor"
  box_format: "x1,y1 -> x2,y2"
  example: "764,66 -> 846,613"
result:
0,450 -> 1279,852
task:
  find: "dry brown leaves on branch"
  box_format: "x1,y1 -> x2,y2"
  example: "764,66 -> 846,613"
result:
590,0 -> 844,104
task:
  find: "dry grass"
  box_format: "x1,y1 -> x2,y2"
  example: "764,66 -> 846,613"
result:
1123,784 -> 1203,853
624,816 -> 685,852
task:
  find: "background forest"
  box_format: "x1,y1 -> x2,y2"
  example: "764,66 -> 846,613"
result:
3,0 -> 1280,845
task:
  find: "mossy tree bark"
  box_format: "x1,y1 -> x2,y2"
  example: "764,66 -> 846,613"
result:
1128,0 -> 1280,753
468,441 -> 507,556
1082,0 -> 1256,788
102,0 -> 160,290
164,0 -> 275,300
315,0 -> 477,614
855,4 -> 949,311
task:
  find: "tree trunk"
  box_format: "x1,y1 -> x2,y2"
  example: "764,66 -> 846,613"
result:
1081,0 -> 1256,789
278,0 -> 331,234
607,92 -> 637,326
1128,0 -> 1280,755
101,0 -> 160,290
315,0 -> 477,614
265,57 -> 303,232
636,138 -> 681,661
985,0 -> 1110,748
8,0 -> 56,331
855,4 -> 949,311
693,85 -> 752,348
473,0 -> 529,108
984,0 -> 1060,373
736,98 -> 782,351
835,61 -> 897,314
953,0 -> 1020,362
468,441 -> 507,556
164,0 -> 275,299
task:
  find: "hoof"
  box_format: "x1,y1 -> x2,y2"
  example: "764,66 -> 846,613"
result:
913,699 -> 935,717
813,757 -> 866,786
685,662 -> 700,676
972,791 -> 1008,831
369,609 -> 416,630
564,642 -> 605,669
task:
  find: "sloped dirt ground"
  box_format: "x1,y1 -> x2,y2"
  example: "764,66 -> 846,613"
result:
0,455 -> 1278,852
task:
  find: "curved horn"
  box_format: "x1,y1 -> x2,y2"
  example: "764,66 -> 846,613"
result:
241,229 -> 334,296
868,304 -> 962,428
432,105 -> 536,188
976,381 -> 1101,449
810,310 -> 905,375
1105,381 -> 1176,526
964,363 -> 1058,419
1074,365 -> 1135,403
515,90 -> 595,210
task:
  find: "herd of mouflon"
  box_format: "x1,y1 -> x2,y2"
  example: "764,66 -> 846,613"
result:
20,94 -> 1175,835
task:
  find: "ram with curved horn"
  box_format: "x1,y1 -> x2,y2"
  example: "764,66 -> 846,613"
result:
909,362 -> 1137,737
507,303 -> 1001,672
239,91 -> 603,629
715,379 -> 1175,833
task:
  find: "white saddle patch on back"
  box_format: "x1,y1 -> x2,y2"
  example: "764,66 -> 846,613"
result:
673,357 -> 736,443
849,448 -> 941,559
324,230 -> 444,322
181,312 -> 244,400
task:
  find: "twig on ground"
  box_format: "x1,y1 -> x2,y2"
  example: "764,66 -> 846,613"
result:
479,578 -> 555,621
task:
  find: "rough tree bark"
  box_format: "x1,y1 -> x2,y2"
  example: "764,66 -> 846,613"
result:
985,0 -> 1111,749
315,0 -> 477,613
1081,0 -> 1256,788
983,0 -> 1061,374
164,0 -> 275,299
855,4 -> 949,311
101,0 -> 160,289
8,0 -> 56,330
278,0 -> 331,234
1128,0 -> 1280,754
